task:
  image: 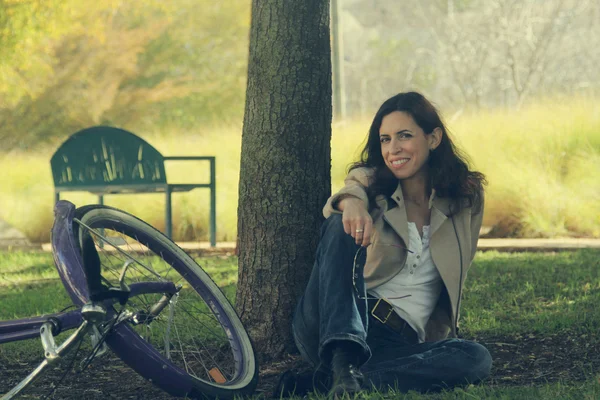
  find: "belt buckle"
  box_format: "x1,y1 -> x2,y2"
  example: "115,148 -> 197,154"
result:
371,298 -> 394,324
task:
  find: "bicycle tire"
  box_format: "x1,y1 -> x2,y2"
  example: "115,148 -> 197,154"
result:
57,204 -> 258,399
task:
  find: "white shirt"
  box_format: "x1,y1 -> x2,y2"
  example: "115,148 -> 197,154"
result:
368,222 -> 443,343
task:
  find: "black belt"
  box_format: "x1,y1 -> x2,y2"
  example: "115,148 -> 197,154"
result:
368,298 -> 419,344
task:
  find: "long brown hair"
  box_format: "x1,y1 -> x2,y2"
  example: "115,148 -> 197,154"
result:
349,92 -> 486,215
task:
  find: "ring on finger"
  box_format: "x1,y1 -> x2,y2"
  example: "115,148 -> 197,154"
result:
355,228 -> 364,233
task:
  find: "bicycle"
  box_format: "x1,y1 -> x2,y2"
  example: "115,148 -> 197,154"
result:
0,200 -> 258,399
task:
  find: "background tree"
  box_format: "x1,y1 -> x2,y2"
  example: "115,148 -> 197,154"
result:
341,0 -> 599,114
2,0 -> 597,152
0,0 -> 250,150
236,0 -> 332,360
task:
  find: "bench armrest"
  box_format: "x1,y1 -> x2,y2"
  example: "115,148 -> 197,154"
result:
162,157 -> 216,186
163,156 -> 215,161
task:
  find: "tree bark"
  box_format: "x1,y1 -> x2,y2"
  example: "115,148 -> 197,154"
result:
236,0 -> 332,361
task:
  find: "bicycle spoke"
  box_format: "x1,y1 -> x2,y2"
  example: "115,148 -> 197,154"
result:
173,317 -> 211,380
85,224 -> 242,386
76,219 -> 162,279
179,309 -> 231,379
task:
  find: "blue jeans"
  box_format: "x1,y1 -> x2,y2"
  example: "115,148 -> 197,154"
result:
292,214 -> 492,392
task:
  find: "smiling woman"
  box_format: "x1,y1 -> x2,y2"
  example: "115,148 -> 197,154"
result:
279,92 -> 491,397
351,92 -> 486,219
378,111 -> 442,184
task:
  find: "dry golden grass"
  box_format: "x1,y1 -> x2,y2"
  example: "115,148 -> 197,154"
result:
453,98 -> 600,237
1,98 -> 598,242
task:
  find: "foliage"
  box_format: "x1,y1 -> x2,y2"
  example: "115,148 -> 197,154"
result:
342,0 -> 600,115
1,0 -> 74,106
0,0 -> 250,150
2,0 -> 599,150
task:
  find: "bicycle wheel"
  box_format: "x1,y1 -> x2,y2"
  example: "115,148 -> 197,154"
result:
61,204 -> 258,399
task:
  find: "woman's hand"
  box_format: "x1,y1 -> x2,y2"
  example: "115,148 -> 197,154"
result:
338,197 -> 372,247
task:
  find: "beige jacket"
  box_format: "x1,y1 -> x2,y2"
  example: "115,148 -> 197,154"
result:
323,167 -> 484,341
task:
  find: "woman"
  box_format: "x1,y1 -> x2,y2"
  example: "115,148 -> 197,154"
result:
284,92 -> 492,396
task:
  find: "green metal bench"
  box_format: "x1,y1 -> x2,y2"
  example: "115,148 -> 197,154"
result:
50,126 -> 216,246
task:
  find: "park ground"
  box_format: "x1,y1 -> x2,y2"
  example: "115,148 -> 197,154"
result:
0,249 -> 599,399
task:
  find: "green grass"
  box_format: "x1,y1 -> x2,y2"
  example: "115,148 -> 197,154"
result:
1,97 -> 599,242
356,381 -> 600,399
0,250 -> 241,390
0,251 -> 238,319
461,250 -> 600,337
1,249 -> 599,398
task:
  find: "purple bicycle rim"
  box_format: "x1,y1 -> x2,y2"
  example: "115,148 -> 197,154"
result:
100,222 -> 248,394
51,201 -> 248,397
52,201 -> 89,306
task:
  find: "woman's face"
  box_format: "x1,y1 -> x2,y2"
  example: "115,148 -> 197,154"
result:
379,111 -> 440,181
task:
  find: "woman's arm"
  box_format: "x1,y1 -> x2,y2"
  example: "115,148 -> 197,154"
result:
323,167 -> 374,247
323,167 -> 373,217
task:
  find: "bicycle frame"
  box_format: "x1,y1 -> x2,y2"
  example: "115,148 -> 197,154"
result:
0,279 -> 176,345
0,284 -> 177,399
0,311 -> 83,345
1,201 -> 180,399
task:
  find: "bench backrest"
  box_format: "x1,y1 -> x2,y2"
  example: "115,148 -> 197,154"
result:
51,126 -> 167,189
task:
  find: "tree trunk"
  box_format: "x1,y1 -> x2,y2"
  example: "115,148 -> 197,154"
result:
236,0 -> 332,361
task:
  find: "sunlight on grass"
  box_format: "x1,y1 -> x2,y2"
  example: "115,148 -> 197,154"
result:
1,98 -> 599,242
1,250 -> 600,398
2,250 -> 598,337
461,250 -> 600,336
0,252 -> 238,318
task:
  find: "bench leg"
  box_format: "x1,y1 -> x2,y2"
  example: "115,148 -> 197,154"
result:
98,195 -> 104,205
210,159 -> 217,248
165,189 -> 172,239
210,185 -> 216,248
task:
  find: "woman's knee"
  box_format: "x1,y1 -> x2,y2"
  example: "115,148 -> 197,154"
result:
453,340 -> 492,382
318,214 -> 359,256
322,213 -> 345,235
